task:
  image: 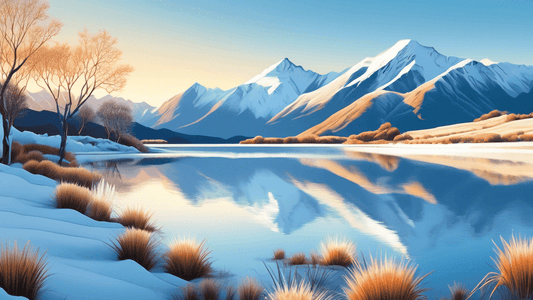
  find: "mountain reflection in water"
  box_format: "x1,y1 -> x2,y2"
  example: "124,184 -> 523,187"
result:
83,146 -> 533,299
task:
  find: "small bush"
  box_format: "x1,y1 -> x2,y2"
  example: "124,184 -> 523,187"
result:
54,182 -> 93,214
141,139 -> 168,144
22,143 -> 78,166
110,228 -> 159,271
287,252 -> 307,265
476,235 -> 533,299
309,251 -> 322,266
10,141 -> 24,163
0,242 -> 49,300
199,279 -> 222,300
474,110 -> 506,122
273,249 -> 285,260
119,134 -> 149,153
164,237 -> 213,281
117,207 -> 158,232
319,237 -> 356,267
343,256 -> 429,300
238,277 -> 264,300
267,281 -> 327,300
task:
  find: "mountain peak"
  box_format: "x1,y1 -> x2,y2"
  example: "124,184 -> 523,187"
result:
265,57 -> 296,74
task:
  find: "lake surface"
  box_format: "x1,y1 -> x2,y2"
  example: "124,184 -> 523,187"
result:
81,145 -> 533,299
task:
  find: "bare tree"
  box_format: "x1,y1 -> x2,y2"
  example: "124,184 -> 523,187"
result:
0,81 -> 28,163
33,29 -> 133,164
0,0 -> 62,164
77,105 -> 95,135
97,100 -> 133,142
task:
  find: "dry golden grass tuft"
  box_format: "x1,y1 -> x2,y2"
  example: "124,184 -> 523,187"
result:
54,182 -> 94,214
111,228 -> 159,271
23,160 -> 102,188
164,237 -> 213,281
226,286 -> 237,300
343,256 -> 429,300
238,277 -> 264,300
287,252 -> 307,266
173,284 -> 200,300
267,281 -> 327,300
119,134 -> 150,153
476,235 -> 533,299
14,150 -> 45,165
319,237 -> 356,267
10,141 -> 24,162
199,279 -> 222,300
117,207 -> 158,232
22,143 -> 78,166
474,110 -> 506,122
141,139 -> 168,144
87,180 -> 115,222
273,248 -> 286,260
442,283 -> 470,300
309,251 -> 322,266
0,242 -> 49,300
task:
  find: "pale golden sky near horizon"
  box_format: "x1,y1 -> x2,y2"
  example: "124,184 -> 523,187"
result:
34,0 -> 533,108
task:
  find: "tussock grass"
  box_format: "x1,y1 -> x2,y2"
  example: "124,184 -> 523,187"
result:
309,251 -> 322,266
274,248 -> 286,260
87,180 -> 115,221
226,286 -> 237,300
173,284 -> 200,300
287,252 -> 307,266
319,237 -> 356,267
10,141 -> 24,162
267,281 -> 328,300
474,110 -> 506,122
117,207 -> 158,232
54,182 -> 93,214
238,277 -> 264,300
0,242 -> 49,300
23,160 -> 102,188
199,279 -> 222,300
22,143 -> 78,166
343,256 -> 429,300
475,235 -> 533,299
164,237 -> 213,281
111,228 -> 159,271
441,283 -> 470,300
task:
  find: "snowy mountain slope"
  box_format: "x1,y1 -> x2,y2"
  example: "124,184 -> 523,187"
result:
302,59 -> 533,136
151,59 -> 344,138
25,91 -> 158,128
268,40 -> 463,136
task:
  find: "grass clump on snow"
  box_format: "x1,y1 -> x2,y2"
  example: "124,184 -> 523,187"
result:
475,235 -> 533,299
23,160 -> 102,188
172,284 -> 200,300
87,180 -> 115,221
199,279 -> 223,300
117,207 -> 158,232
319,236 -> 356,267
343,256 -> 429,300
110,228 -> 159,271
0,242 -> 49,300
54,182 -> 93,214
164,237 -> 213,281
238,277 -> 264,300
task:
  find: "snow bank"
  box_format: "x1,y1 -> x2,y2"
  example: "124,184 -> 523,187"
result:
11,127 -> 139,153
0,163 -> 186,299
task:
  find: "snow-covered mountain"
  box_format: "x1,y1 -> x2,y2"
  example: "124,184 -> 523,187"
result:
26,92 -> 158,127
151,58 -> 344,138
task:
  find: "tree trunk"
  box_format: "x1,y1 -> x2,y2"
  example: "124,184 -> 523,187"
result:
1,118 -> 10,165
58,119 -> 68,165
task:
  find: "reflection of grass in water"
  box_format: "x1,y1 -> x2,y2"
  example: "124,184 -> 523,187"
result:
475,235 -> 533,299
343,256 -> 429,300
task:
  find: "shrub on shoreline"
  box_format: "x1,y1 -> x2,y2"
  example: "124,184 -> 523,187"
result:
111,228 -> 159,271
238,277 -> 264,300
287,252 -> 307,265
273,248 -> 285,260
164,237 -> 213,281
119,134 -> 149,153
0,242 -> 49,300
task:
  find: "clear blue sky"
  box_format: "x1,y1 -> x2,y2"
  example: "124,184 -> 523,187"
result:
46,0 -> 533,106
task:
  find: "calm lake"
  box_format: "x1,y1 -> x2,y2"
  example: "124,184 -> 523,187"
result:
80,145 -> 533,299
